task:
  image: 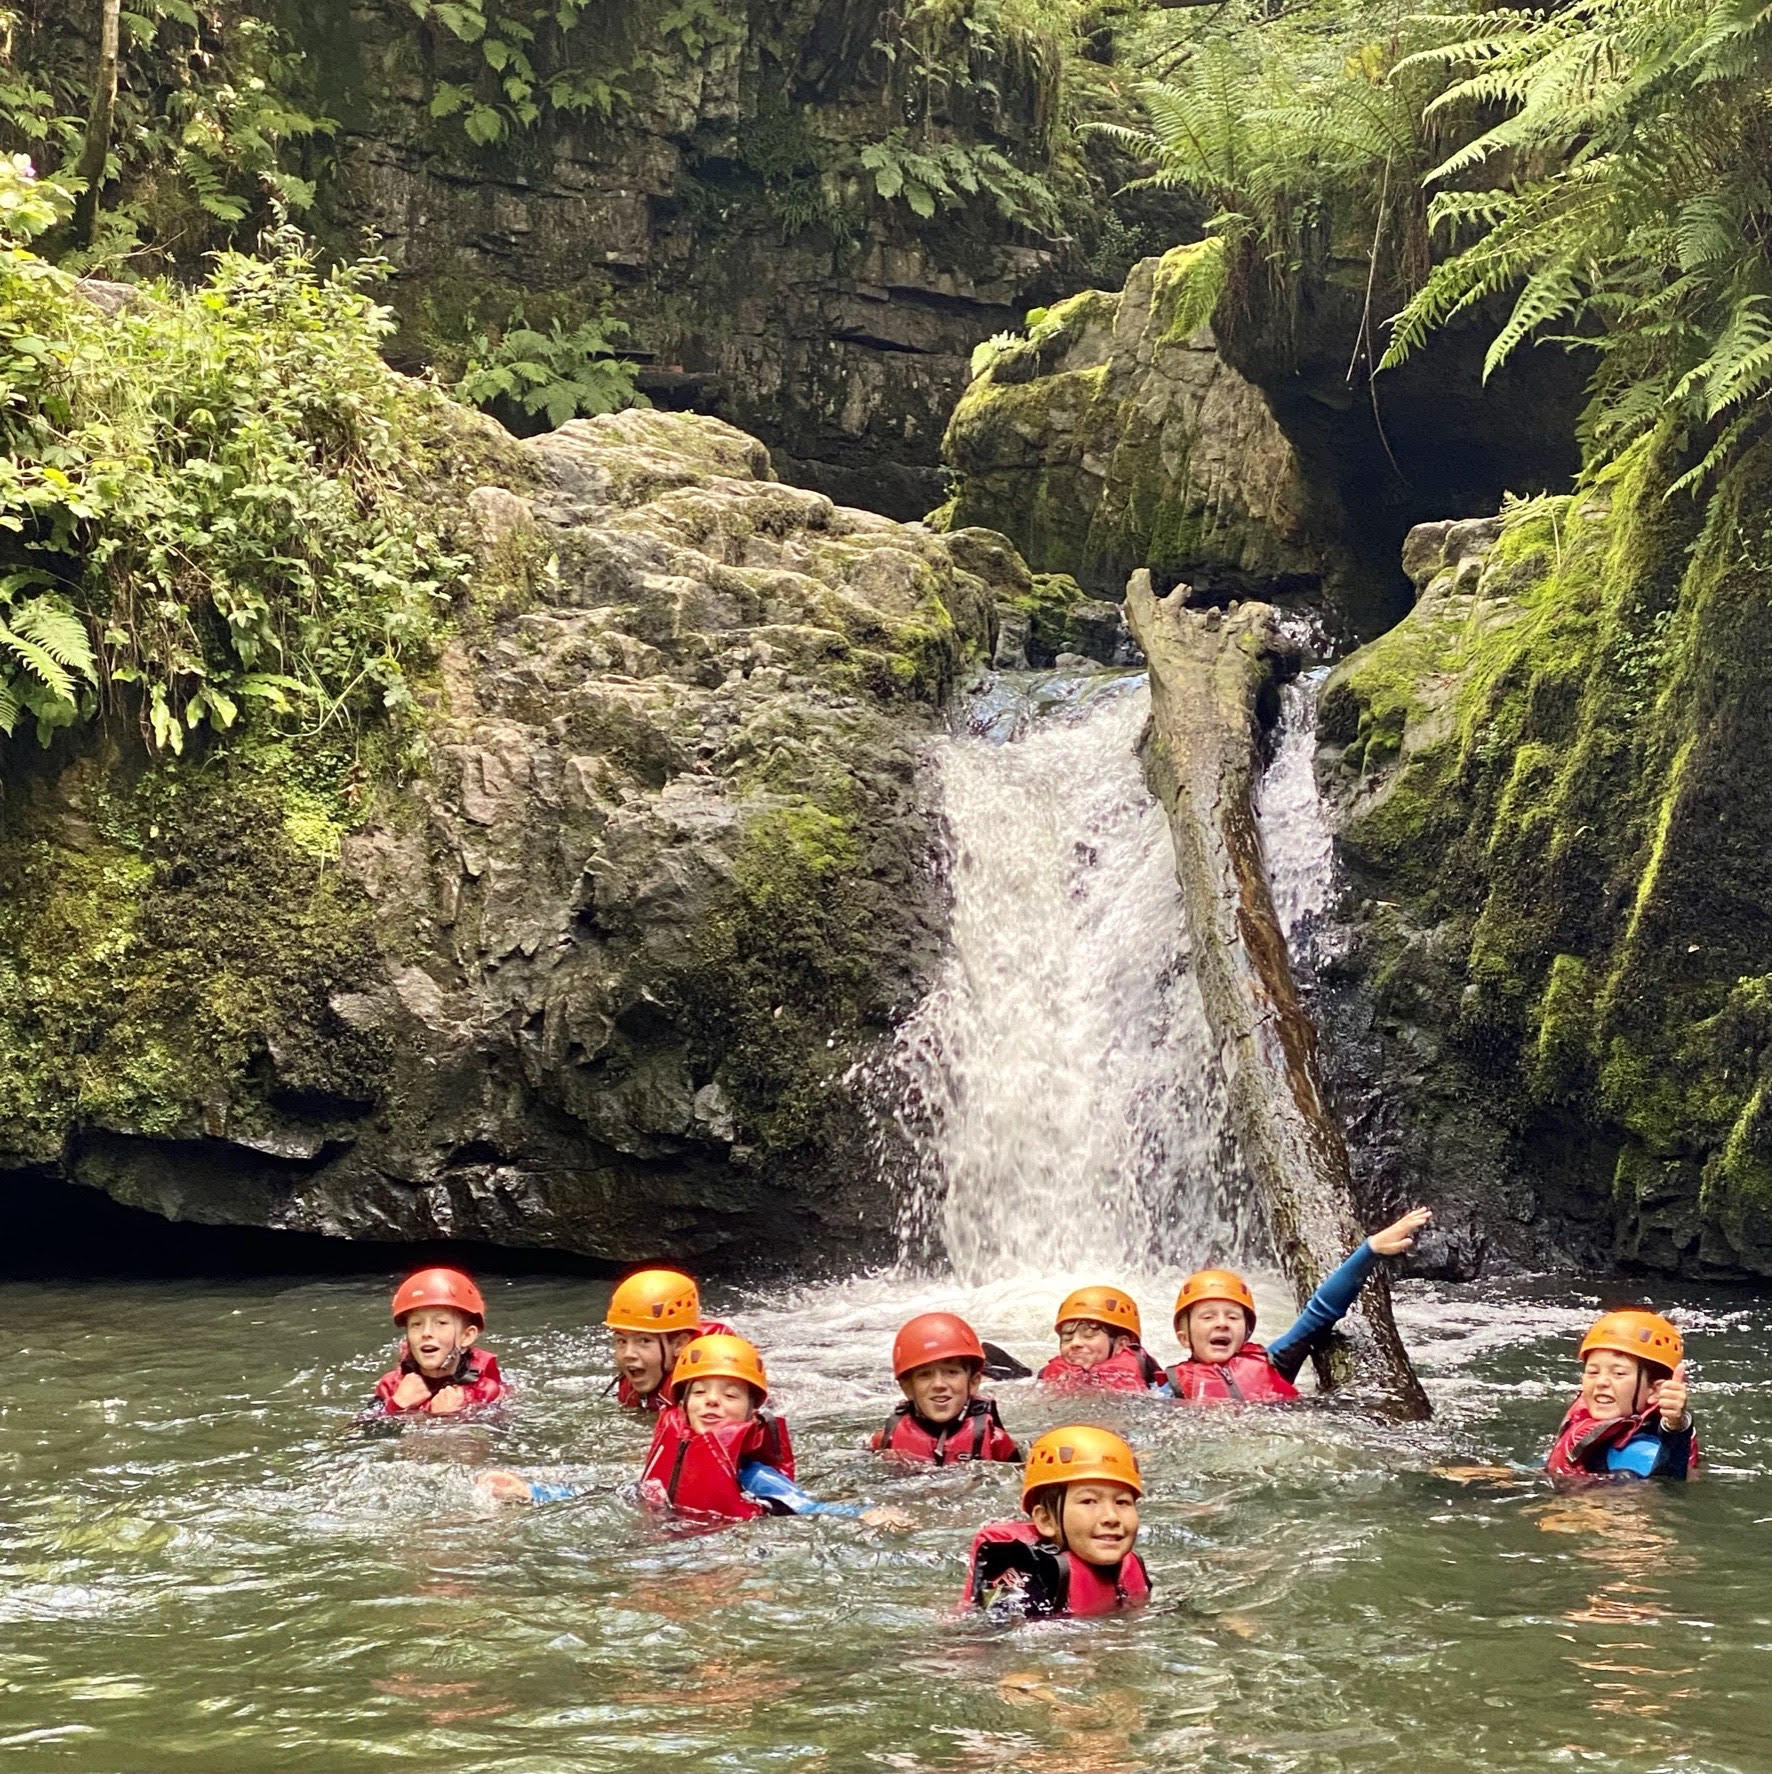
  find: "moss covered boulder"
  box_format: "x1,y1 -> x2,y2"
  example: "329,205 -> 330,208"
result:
938,249 -> 1357,611
0,407 -> 1016,1267
1315,436 -> 1772,1275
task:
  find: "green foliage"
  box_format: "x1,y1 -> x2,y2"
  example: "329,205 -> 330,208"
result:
0,228 -> 465,753
407,0 -> 740,145
1385,0 -> 1772,497
453,311 -> 647,428
1094,20 -> 1443,340
0,1 -> 329,271
859,128 -> 1063,231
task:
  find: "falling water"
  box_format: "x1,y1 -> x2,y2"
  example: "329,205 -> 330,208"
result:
1255,664 -> 1342,966
885,670 -> 1244,1282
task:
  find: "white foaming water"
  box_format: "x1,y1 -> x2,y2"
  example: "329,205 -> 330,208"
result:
1255,669 -> 1339,953
882,671 -> 1250,1287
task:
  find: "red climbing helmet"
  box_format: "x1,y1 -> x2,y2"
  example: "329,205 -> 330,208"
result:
892,1312 -> 987,1380
391,1267 -> 486,1327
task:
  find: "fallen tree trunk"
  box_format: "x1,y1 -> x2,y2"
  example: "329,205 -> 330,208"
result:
1125,570 -> 1430,1418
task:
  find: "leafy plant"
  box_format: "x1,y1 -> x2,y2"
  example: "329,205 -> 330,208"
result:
1384,0 -> 1772,499
0,1 -> 330,271
1093,24 -> 1443,347
859,129 -> 1063,230
0,228 -> 465,752
409,0 -> 739,145
453,312 -> 646,429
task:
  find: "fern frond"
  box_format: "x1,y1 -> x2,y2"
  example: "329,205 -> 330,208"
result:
5,599 -> 98,686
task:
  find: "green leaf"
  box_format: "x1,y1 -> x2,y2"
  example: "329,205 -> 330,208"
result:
463,104 -> 505,145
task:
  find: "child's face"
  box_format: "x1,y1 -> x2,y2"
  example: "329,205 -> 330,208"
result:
402,1306 -> 478,1378
1580,1351 -> 1650,1418
683,1376 -> 758,1433
1032,1482 -> 1140,1567
1056,1318 -> 1120,1369
1184,1300 -> 1252,1363
613,1330 -> 675,1396
902,1359 -> 976,1423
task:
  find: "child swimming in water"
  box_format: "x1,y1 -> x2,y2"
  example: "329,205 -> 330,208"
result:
1167,1206 -> 1433,1403
872,1312 -> 1021,1465
604,1267 -> 731,1413
483,1334 -> 910,1526
966,1426 -> 1150,1618
371,1267 -> 506,1417
642,1334 -> 907,1525
1039,1288 -> 1165,1392
1547,1310 -> 1696,1480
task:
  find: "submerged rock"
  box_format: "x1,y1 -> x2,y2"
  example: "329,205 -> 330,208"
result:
1316,443 -> 1772,1276
0,411 -> 1023,1267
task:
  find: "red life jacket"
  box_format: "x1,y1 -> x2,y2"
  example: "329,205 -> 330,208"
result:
1038,1343 -> 1163,1393
1167,1344 -> 1299,1404
614,1319 -> 734,1412
639,1403 -> 795,1521
373,1347 -> 506,1414
964,1519 -> 1151,1618
872,1397 -> 1020,1465
1547,1398 -> 1701,1479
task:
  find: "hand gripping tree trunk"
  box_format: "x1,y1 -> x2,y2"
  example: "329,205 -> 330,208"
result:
1125,570 -> 1430,1418
70,0 -> 122,251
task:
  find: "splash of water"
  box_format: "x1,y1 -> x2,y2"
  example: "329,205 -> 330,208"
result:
884,671 -> 1244,1283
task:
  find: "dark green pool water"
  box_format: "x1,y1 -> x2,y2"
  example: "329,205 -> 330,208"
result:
1,1268 -> 1766,1772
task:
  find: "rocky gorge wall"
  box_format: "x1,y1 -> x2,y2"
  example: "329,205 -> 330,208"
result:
1315,437 -> 1772,1278
0,402 -> 1069,1268
289,0 -> 1102,521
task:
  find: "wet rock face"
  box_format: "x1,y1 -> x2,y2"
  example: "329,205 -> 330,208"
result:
304,0 -> 1062,521
1314,453 -> 1772,1278
939,256 -> 1354,615
0,412 -> 1020,1267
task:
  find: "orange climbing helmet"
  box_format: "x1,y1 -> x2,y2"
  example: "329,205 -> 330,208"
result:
1173,1268 -> 1258,1333
892,1312 -> 986,1380
1578,1309 -> 1683,1375
1021,1425 -> 1144,1509
391,1267 -> 486,1327
1054,1286 -> 1142,1342
605,1268 -> 702,1337
668,1332 -> 769,1402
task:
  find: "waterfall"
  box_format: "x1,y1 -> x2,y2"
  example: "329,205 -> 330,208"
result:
885,672 -> 1245,1282
1255,667 -> 1340,962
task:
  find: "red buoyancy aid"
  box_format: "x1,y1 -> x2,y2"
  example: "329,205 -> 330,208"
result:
639,1404 -> 795,1521
373,1348 -> 506,1414
614,1319 -> 734,1412
872,1397 -> 1020,1465
1547,1399 -> 1701,1478
1167,1344 -> 1299,1404
964,1519 -> 1152,1618
1037,1344 -> 1163,1393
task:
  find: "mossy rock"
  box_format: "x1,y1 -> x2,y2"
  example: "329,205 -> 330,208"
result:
1319,436 -> 1772,1275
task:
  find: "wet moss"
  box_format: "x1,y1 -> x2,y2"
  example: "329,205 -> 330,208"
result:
678,796 -> 880,1153
0,733 -> 390,1160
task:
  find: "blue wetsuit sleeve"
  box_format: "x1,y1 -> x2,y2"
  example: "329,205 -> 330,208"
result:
739,1460 -> 864,1518
1649,1422 -> 1696,1480
526,1481 -> 580,1503
1264,1241 -> 1378,1383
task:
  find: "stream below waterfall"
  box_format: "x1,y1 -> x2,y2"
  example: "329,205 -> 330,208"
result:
4,671 -> 1771,1773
